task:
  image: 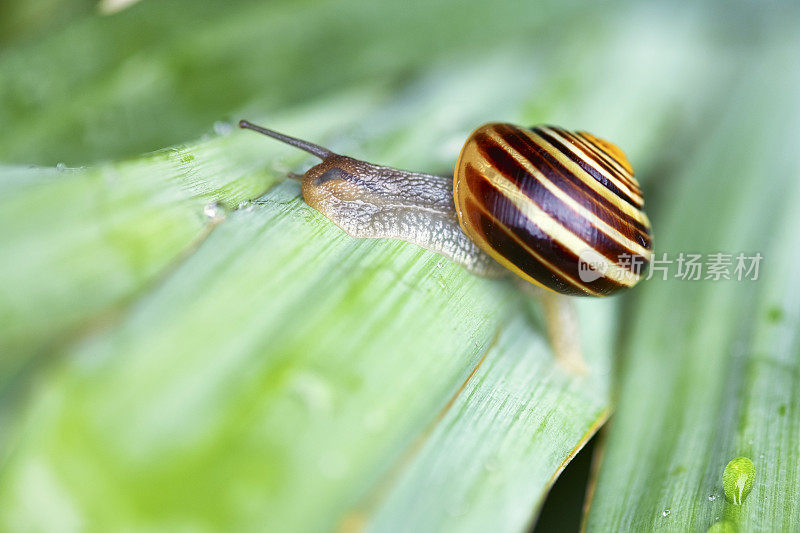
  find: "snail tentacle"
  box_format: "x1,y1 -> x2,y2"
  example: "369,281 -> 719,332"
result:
239,120 -> 333,159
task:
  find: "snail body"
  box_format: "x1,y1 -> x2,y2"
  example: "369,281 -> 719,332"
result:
299,151 -> 503,276
239,120 -> 652,297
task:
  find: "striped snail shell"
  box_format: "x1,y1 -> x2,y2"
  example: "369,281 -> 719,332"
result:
239,120 -> 652,297
454,123 -> 652,296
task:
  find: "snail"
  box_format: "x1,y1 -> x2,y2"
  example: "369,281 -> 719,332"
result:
239,120 -> 653,370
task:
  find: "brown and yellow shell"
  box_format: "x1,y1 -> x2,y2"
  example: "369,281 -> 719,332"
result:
454,123 -> 653,296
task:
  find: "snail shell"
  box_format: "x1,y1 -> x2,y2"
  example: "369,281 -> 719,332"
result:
454,123 -> 652,296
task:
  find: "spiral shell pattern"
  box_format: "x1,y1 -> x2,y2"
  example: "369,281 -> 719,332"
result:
453,123 -> 653,296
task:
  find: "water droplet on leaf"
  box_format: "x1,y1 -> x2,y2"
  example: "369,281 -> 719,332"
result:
290,371 -> 333,414
707,520 -> 736,533
213,121 -> 233,136
203,201 -> 226,220
766,306 -> 784,323
723,456 -> 755,505
662,508 -> 671,517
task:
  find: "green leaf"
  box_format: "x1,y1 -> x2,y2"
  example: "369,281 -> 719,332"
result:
1,158 -> 619,530
0,0 -> 599,166
5,1 -> 798,531
0,45 -> 621,533
0,84 -> 618,530
0,133 -> 277,381
0,89 -> 384,380
0,180 -> 514,531
584,40 -> 800,532
365,303 -> 614,532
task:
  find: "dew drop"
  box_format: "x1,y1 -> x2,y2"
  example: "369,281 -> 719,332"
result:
237,199 -> 255,211
56,162 -> 66,171
203,201 -> 226,220
707,494 -> 717,501
766,305 -> 784,323
723,456 -> 755,505
98,0 -> 142,15
290,371 -> 333,415
662,508 -> 671,517
707,520 -> 736,533
213,121 -> 233,136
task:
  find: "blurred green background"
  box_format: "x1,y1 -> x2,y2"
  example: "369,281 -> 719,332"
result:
1,0 -> 799,532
